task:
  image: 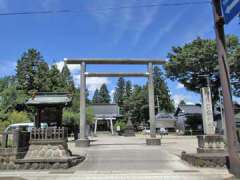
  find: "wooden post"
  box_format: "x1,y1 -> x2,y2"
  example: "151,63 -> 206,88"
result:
212,0 -> 240,176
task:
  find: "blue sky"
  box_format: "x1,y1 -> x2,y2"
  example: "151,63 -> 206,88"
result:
0,0 -> 239,106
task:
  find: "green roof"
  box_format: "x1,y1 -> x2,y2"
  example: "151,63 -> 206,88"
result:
26,92 -> 72,106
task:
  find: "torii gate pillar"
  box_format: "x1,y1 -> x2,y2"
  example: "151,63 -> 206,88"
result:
146,62 -> 161,145
75,61 -> 90,147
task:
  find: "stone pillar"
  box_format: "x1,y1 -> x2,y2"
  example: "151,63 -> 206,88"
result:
76,61 -> 90,147
148,62 -> 156,138
110,119 -> 114,135
94,119 -> 98,135
146,63 -> 160,145
195,87 -> 225,153
201,87 -> 215,135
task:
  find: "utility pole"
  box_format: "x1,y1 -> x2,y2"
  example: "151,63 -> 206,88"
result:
212,0 -> 240,176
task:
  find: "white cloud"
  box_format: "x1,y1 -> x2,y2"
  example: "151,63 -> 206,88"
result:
87,77 -> 110,93
176,83 -> 184,89
55,60 -> 110,93
73,75 -> 110,92
110,89 -> 115,103
131,6 -> 159,46
87,1 -> 160,46
146,8 -> 187,52
55,61 -> 79,73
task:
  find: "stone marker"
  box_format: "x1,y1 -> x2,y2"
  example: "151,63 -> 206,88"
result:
182,87 -> 226,167
201,87 -> 215,135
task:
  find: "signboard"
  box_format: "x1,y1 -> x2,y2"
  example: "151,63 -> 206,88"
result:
201,87 -> 215,135
221,0 -> 240,24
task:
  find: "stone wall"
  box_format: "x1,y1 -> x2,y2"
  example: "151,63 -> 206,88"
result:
0,147 -> 24,170
181,151 -> 227,168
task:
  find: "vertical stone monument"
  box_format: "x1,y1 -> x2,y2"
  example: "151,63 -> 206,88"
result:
197,87 -> 225,153
181,87 -> 226,167
201,87 -> 215,135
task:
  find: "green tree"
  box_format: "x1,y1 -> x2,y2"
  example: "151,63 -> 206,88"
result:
114,77 -> 125,106
48,65 -> 63,92
71,89 -> 80,112
128,85 -> 148,126
16,49 -> 49,93
92,89 -> 100,104
0,86 -> 26,113
8,111 -> 30,124
229,36 -> 240,97
99,84 -> 111,103
0,111 -> 30,132
179,100 -> 186,106
61,64 -> 74,93
122,80 -> 133,114
125,80 -> 132,98
0,76 -> 15,92
165,35 -> 240,103
153,66 -> 175,112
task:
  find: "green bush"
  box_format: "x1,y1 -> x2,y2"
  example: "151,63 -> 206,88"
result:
63,107 -> 95,127
0,111 -> 30,133
63,110 -> 79,126
8,111 -> 30,124
114,120 -> 126,131
87,107 -> 94,125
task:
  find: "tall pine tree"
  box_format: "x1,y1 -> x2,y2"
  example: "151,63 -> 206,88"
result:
125,80 -> 132,98
92,89 -> 101,104
61,64 -> 74,93
48,65 -> 63,92
99,84 -> 111,104
114,77 -> 125,109
153,66 -> 175,113
16,49 -> 49,93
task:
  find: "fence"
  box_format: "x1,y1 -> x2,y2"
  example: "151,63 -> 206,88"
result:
30,127 -> 68,142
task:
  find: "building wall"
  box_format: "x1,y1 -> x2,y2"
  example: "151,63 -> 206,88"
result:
156,120 -> 175,129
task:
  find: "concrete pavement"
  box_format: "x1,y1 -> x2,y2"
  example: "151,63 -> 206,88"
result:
0,134 -> 234,180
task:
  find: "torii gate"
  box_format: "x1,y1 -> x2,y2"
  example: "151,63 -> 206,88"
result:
65,58 -> 165,147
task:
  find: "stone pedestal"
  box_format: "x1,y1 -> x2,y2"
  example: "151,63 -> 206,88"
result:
146,138 -> 161,145
181,135 -> 226,167
197,135 -> 225,153
75,139 -> 90,147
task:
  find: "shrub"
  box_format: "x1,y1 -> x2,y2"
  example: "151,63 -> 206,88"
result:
8,111 -> 30,124
114,120 -> 126,131
63,110 -> 79,126
0,111 -> 30,133
87,107 -> 94,125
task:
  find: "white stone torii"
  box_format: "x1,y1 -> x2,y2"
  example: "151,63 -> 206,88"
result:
94,117 -> 115,135
65,58 -> 165,147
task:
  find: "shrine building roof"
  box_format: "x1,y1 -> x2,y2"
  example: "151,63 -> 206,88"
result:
26,92 -> 72,106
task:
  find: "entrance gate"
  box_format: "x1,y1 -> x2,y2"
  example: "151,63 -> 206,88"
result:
65,58 -> 165,146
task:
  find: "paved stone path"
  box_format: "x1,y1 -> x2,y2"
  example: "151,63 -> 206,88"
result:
0,134 -> 234,180
70,135 -> 197,171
